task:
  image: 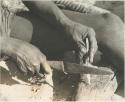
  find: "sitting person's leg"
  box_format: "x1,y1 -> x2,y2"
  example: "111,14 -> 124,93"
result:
11,13 -> 74,58
11,11 -> 124,70
63,10 -> 124,70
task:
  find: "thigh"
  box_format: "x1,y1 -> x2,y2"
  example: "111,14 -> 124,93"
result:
11,11 -> 124,69
63,10 -> 124,69
11,12 -> 73,58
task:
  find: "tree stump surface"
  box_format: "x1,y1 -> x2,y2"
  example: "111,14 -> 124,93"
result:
64,51 -> 123,101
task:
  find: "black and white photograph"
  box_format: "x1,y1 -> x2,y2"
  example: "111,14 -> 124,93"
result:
0,0 -> 124,101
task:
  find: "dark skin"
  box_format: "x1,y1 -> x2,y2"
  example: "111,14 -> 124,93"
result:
22,1 -> 97,64
0,1 -> 97,84
1,1 -> 124,100
11,1 -> 123,71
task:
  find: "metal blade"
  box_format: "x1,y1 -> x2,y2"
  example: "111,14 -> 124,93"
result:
48,61 -> 113,75
64,62 -> 113,75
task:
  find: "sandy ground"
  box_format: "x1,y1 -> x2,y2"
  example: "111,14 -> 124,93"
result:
0,61 -> 53,102
0,1 -> 124,101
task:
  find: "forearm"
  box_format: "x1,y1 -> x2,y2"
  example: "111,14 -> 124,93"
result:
23,1 -> 73,32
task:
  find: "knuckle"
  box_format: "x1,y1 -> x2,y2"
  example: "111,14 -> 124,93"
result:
91,45 -> 98,53
88,28 -> 96,36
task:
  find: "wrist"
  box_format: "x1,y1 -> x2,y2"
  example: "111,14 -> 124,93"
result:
60,17 -> 74,35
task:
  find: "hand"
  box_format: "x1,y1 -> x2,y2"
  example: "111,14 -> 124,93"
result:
1,37 -> 53,85
1,37 -> 52,77
67,22 -> 98,64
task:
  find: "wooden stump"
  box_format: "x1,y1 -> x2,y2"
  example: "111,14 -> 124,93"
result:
0,61 -> 53,102
64,51 -> 123,101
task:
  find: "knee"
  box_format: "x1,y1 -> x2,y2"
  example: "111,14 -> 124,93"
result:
102,13 -> 124,28
101,13 -> 124,37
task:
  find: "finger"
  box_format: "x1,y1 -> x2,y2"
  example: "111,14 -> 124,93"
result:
88,34 -> 98,63
85,37 -> 93,64
76,48 -> 86,64
85,56 -> 89,64
85,38 -> 90,63
35,64 -> 44,77
90,51 -> 94,63
89,40 -> 98,63
16,56 -> 28,74
75,51 -> 83,64
40,58 -> 52,74
75,41 -> 87,64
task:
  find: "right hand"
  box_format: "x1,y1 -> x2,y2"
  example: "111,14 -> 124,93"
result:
66,22 -> 98,64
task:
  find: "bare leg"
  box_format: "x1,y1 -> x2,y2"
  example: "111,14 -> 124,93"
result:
11,11 -> 124,70
11,12 -> 74,58
63,10 -> 124,66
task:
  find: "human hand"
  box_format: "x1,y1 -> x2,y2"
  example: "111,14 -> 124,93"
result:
1,37 -> 52,84
67,22 -> 98,64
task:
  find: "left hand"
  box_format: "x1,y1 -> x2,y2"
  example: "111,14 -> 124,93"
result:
66,22 -> 98,64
